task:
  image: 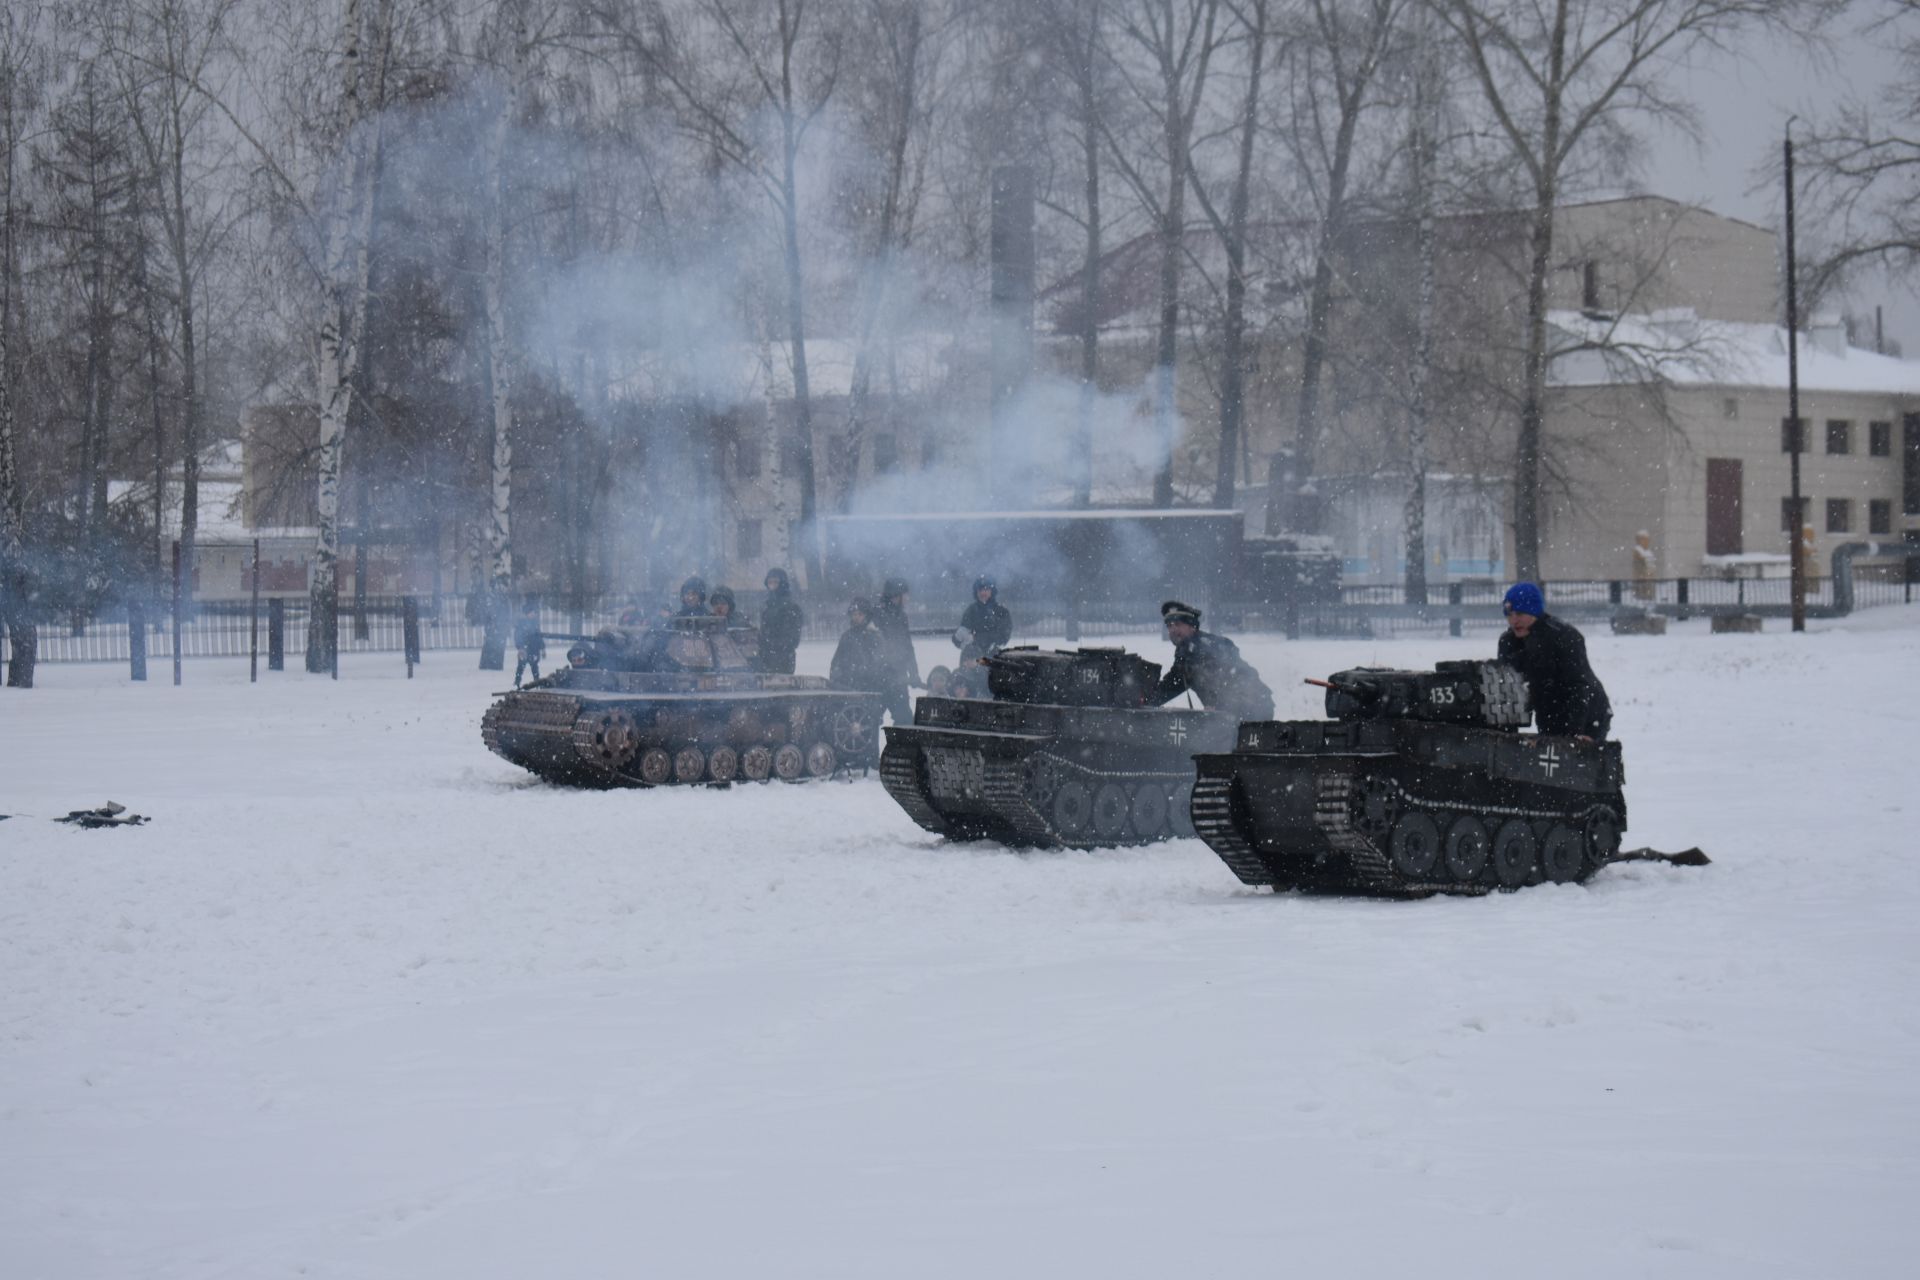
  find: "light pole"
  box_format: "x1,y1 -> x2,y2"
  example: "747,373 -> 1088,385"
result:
1784,120 -> 1806,633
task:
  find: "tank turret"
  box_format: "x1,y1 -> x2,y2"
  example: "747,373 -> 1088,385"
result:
981,646 -> 1163,708
1317,660 -> 1530,728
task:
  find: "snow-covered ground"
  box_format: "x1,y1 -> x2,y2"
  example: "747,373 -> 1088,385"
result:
4,616 -> 1917,1279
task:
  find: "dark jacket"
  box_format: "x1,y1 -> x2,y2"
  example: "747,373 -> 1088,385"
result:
1498,613 -> 1612,737
873,599 -> 919,685
956,596 -> 1012,663
513,615 -> 545,658
759,589 -> 805,674
831,620 -> 897,693
1154,630 -> 1274,720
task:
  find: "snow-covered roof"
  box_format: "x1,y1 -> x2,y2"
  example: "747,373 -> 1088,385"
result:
1549,309 -> 1920,395
104,479 -> 313,543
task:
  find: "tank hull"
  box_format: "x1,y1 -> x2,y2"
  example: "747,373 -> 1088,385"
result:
482,669 -> 887,788
1191,718 -> 1627,896
881,695 -> 1238,849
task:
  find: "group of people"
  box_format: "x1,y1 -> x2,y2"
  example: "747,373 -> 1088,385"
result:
522,568 -> 1610,742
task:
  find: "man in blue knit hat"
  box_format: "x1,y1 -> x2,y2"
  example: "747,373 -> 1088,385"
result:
1497,581 -> 1611,739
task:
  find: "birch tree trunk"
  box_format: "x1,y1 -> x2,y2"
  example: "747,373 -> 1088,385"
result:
1210,0 -> 1267,509
308,0 -> 389,672
1402,35 -> 1438,608
478,0 -> 529,670
0,43 -> 33,688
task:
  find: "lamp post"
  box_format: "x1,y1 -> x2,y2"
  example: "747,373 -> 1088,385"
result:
1784,120 -> 1806,633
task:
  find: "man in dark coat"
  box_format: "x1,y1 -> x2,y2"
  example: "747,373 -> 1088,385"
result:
831,598 -> 898,695
1152,600 -> 1275,720
871,577 -> 919,725
953,575 -> 1012,666
758,567 -> 804,674
512,601 -> 545,687
677,576 -> 709,616
1496,582 -> 1612,739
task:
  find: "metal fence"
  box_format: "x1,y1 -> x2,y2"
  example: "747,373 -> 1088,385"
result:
5,571 -> 1916,666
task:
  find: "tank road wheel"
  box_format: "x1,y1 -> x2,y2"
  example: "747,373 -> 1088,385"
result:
806,742 -> 837,778
576,707 -> 640,770
830,708 -> 874,759
638,747 -> 674,786
1583,807 -> 1622,873
1542,823 -> 1585,883
773,743 -> 806,781
1388,811 -> 1442,880
1093,782 -> 1131,843
1492,819 -> 1539,889
707,746 -> 740,784
1167,781 -> 1196,838
1443,816 -> 1490,882
1051,779 -> 1093,839
741,745 -> 774,782
1129,782 -> 1169,841
674,746 -> 708,785
1353,776 -> 1399,839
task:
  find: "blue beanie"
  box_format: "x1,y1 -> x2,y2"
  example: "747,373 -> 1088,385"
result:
1503,581 -> 1545,616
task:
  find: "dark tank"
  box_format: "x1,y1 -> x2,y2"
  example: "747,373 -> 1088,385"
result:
880,646 -> 1238,848
482,615 -> 886,787
1190,660 -> 1626,896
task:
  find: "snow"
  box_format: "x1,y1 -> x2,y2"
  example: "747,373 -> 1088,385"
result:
4,617 -> 1918,1279
1549,309 -> 1920,394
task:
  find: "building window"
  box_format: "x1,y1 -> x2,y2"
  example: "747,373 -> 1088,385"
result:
1870,499 -> 1892,535
737,519 -> 762,561
872,433 -> 899,474
1781,417 -> 1806,453
1781,496 -> 1808,532
1826,499 -> 1851,534
1722,397 -> 1740,420
735,437 -> 762,479
1582,260 -> 1601,311
1826,420 -> 1852,455
1870,421 -> 1891,457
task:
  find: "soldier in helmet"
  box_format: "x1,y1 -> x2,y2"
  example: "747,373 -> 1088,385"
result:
708,585 -> 745,627
871,577 -> 919,726
1152,600 -> 1274,720
831,598 -> 894,692
757,567 -> 804,674
953,575 -> 1012,665
677,576 -> 709,616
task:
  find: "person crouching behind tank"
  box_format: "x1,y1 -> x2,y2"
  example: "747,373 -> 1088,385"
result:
757,567 -> 804,674
951,574 -> 1012,689
1152,600 -> 1275,720
1497,581 -> 1612,740
512,600 -> 545,688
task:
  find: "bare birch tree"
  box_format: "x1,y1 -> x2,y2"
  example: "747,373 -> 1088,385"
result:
0,7 -> 43,687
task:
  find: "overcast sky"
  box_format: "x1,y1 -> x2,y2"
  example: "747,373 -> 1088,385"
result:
1641,3 -> 1917,350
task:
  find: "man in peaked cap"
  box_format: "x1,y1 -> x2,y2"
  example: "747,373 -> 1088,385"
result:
1152,599 -> 1274,720
1497,581 -> 1612,739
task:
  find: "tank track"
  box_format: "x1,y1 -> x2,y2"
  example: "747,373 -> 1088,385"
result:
882,736 -> 1195,850
1193,763 -> 1621,897
485,692 -> 879,789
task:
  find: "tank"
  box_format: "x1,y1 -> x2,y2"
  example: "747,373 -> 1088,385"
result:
879,646 -> 1239,848
1190,660 -> 1627,896
482,615 -> 887,787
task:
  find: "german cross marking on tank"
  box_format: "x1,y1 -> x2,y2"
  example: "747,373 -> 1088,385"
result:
1167,719 -> 1188,744
1537,744 -> 1561,777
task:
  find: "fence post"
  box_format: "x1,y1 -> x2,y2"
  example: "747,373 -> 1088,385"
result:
403,597 -> 421,677
1448,582 -> 1463,638
129,598 -> 147,681
1676,577 -> 1691,621
250,537 -> 261,684
1608,580 -> 1622,605
171,540 -> 183,687
268,598 -> 285,671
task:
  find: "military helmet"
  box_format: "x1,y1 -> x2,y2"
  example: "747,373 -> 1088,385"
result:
882,577 -> 910,599
680,575 -> 708,600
